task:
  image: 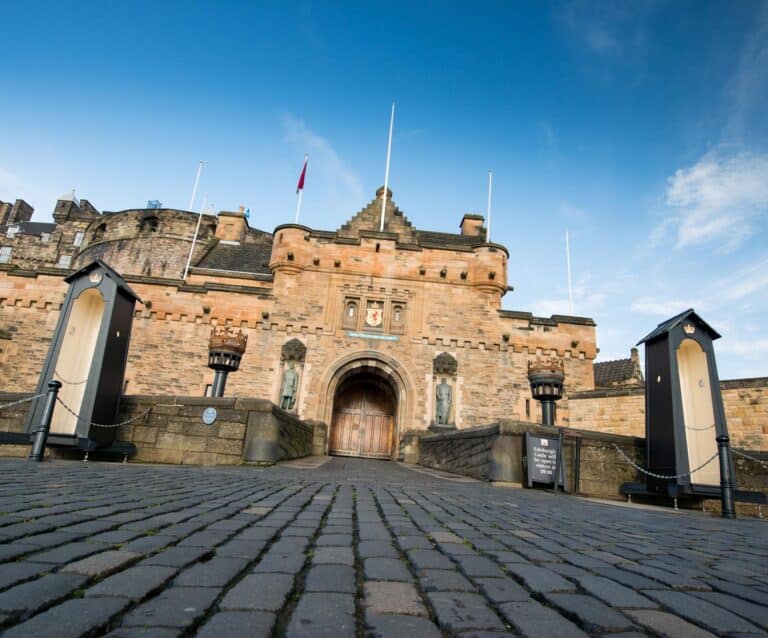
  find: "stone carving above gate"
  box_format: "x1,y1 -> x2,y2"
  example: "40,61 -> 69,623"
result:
281,338 -> 307,363
433,352 -> 457,376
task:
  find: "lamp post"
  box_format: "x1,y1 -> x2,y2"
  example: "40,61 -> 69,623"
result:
207,327 -> 248,397
527,358 -> 565,426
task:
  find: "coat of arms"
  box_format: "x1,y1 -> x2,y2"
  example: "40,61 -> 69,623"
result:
365,301 -> 383,327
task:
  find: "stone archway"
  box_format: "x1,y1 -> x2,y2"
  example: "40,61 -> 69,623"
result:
319,352 -> 414,460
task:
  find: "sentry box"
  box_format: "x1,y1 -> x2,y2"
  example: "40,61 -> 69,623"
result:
634,309 -> 727,499
25,260 -> 140,452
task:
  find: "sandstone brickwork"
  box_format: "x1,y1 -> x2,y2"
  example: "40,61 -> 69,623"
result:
568,377 -> 768,450
0,188 -> 600,460
1,187 -> 763,461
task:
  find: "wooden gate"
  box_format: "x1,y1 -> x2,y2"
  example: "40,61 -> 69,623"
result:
330,382 -> 394,459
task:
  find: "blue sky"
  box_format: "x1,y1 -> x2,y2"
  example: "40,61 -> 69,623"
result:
1,1 -> 767,379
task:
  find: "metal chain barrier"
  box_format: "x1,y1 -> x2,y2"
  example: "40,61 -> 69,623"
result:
53,371 -> 88,386
55,396 -> 151,429
612,443 -> 719,480
0,392 -> 46,411
732,448 -> 768,469
685,423 -> 715,431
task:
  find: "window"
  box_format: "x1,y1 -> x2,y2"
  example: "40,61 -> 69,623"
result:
93,224 -> 106,241
0,247 -> 12,263
73,232 -> 84,246
57,254 -> 72,269
390,302 -> 406,334
342,298 -> 359,329
41,233 -> 51,243
6,226 -> 19,239
204,384 -> 213,397
139,216 -> 159,233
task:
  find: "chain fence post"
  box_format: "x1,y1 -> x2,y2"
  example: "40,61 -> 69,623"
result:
28,380 -> 62,462
716,434 -> 736,519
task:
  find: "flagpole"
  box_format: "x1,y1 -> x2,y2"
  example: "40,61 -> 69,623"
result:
486,170 -> 493,243
295,154 -> 308,224
380,102 -> 395,232
182,195 -> 207,281
188,160 -> 204,211
566,230 -> 574,315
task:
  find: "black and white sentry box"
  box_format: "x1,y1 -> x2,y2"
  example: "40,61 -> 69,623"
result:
636,308 -> 729,498
25,260 -> 141,451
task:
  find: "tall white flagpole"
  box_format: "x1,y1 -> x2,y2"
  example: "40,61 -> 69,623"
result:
380,102 -> 395,232
566,230 -> 574,315
295,154 -> 308,224
486,170 -> 493,243
295,190 -> 303,224
182,191 -> 207,281
188,160 -> 204,211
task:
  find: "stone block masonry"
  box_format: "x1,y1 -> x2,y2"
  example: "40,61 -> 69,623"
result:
416,420 -> 767,512
0,393 -> 314,465
567,377 -> 768,450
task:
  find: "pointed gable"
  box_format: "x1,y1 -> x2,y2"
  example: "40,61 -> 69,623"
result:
337,187 -> 417,244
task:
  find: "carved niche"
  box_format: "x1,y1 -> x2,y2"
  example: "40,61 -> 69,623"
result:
281,338 -> 307,363
433,352 -> 458,377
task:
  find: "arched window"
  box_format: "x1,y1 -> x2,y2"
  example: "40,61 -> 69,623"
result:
343,299 -> 359,328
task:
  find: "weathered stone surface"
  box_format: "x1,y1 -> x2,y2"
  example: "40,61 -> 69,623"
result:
62,550 -> 140,577
197,611 -> 276,637
286,592 -> 356,638
364,581 -> 427,616
3,597 -> 130,638
220,573 -> 294,611
122,587 -> 219,628
86,565 -> 178,600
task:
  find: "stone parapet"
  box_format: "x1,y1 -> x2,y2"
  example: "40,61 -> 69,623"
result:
0,393 -> 314,466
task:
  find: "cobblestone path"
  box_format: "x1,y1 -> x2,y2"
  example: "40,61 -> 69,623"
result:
0,457 -> 765,637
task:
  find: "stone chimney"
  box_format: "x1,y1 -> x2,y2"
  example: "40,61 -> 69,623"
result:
215,211 -> 248,243
0,201 -> 11,227
460,213 -> 485,237
6,200 -> 33,226
53,192 -> 82,223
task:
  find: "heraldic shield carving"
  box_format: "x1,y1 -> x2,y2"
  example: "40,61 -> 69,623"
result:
365,301 -> 383,327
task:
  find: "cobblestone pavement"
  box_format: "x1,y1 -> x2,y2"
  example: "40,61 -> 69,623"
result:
0,457 -> 765,637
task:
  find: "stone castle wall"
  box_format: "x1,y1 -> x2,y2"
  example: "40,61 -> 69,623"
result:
568,377 -> 768,450
0,246 -> 596,438
74,209 -> 217,279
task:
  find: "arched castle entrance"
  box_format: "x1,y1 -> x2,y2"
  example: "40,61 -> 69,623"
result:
320,352 -> 413,460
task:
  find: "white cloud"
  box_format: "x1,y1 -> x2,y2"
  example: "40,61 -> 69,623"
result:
717,257 -> 768,300
725,3 -> 768,141
663,150 -> 768,248
630,297 -> 705,316
281,114 -> 363,205
556,1 -> 656,61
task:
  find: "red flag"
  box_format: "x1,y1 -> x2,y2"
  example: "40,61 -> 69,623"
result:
296,157 -> 307,194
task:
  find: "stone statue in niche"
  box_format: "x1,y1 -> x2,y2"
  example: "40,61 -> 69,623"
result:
436,378 -> 452,424
279,362 -> 299,410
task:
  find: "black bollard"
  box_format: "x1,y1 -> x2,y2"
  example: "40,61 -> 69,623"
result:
28,380 -> 62,462
552,428 -> 565,493
716,434 -> 736,519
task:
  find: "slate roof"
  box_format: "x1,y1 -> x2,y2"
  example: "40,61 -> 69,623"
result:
12,222 -> 56,236
593,348 -> 644,388
637,308 -> 721,344
195,230 -> 273,275
414,230 -> 486,249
